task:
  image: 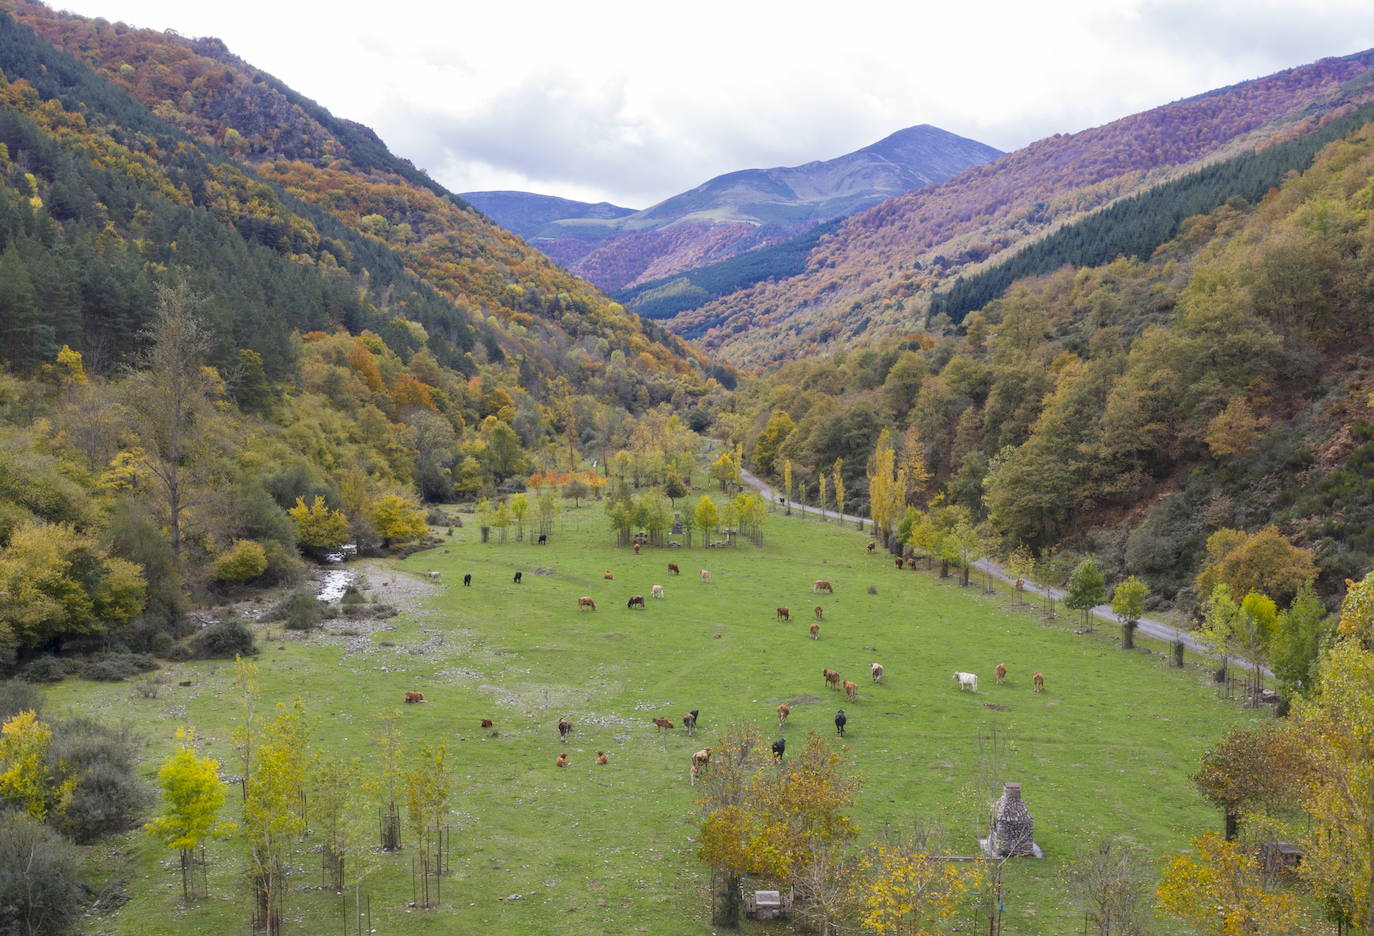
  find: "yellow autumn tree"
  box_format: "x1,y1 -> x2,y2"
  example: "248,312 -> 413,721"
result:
145,728 -> 234,902
0,710 -> 74,821
1156,832 -> 1300,935
852,841 -> 985,936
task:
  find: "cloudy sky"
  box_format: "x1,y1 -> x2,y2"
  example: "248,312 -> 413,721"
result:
54,0 -> 1374,208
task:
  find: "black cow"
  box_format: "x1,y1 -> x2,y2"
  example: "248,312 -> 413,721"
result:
514,571 -> 523,584
835,709 -> 847,737
772,738 -> 786,760
463,573 -> 472,586
537,533 -> 548,545
558,717 -> 572,742
627,594 -> 646,609
683,709 -> 699,736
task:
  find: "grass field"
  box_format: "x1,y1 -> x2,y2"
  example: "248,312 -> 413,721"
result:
47,500 -> 1269,935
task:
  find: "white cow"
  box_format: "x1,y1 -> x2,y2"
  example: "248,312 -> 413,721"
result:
870,662 -> 884,683
651,585 -> 664,599
954,671 -> 978,693
425,570 -> 441,581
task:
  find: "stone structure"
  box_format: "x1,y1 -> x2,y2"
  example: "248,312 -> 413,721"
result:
985,782 -> 1042,858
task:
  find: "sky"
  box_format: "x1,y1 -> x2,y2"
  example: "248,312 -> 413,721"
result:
52,0 -> 1374,209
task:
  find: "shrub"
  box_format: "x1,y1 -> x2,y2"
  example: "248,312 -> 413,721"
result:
213,539 -> 268,584
80,653 -> 159,682
272,592 -> 326,631
0,680 -> 42,719
0,811 -> 84,935
51,718 -> 149,844
258,539 -> 305,587
190,617 -> 258,658
19,655 -> 70,683
341,584 -> 367,605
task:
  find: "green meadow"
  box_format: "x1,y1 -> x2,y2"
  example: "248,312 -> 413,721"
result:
47,500 -> 1267,935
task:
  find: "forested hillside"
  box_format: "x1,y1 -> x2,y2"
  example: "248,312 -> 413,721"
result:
0,2 -> 722,669
722,113 -> 1374,611
672,50 -> 1374,366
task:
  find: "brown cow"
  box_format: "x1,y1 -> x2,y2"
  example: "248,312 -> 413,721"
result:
895,557 -> 904,569
823,668 -> 841,690
652,716 -> 675,732
1033,672 -> 1045,692
691,748 -> 711,769
776,606 -> 790,622
867,541 -> 876,552
404,691 -> 425,704
776,702 -> 791,726
555,753 -> 568,768
596,751 -> 608,765
480,718 -> 494,729
809,622 -> 820,640
995,663 -> 1007,685
813,580 -> 833,593
633,542 -> 641,555
578,596 -> 597,611
558,717 -> 572,742
906,556 -> 917,569
843,680 -> 858,702
814,605 -> 824,620
603,570 -> 614,580
668,562 -> 680,575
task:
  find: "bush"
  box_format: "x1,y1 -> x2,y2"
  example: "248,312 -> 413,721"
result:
272,592 -> 326,631
341,584 -> 366,605
19,655 -> 72,683
213,539 -> 269,584
0,811 -> 85,935
80,653 -> 159,682
0,680 -> 42,719
258,539 -> 305,587
190,616 -> 258,658
51,718 -> 149,844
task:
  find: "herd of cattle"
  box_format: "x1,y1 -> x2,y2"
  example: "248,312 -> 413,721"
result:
415,538 -> 1049,779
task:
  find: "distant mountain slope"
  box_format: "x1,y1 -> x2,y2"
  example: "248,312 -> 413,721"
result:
460,190 -> 636,240
2,0 -> 714,396
509,124 -> 1002,293
667,51 -> 1374,367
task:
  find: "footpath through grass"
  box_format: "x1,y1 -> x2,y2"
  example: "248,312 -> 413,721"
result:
48,500 -> 1267,935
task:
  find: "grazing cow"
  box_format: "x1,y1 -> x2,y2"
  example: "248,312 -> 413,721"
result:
425,570 -> 440,581
870,662 -> 884,683
895,557 -> 904,570
633,542 -> 641,555
814,605 -> 824,621
463,573 -> 472,586
699,569 -> 712,582
537,533 -> 547,545
713,633 -> 722,639
578,596 -> 597,611
809,622 -> 820,640
555,753 -> 568,768
404,691 -> 425,704
835,709 -> 847,737
1033,672 -> 1045,692
668,562 -> 680,575
628,594 -> 646,609
954,672 -> 979,693
651,585 -> 664,599
776,606 -> 790,622
652,716 -> 675,732
813,580 -> 833,593
772,738 -> 786,760
558,717 -> 572,742
596,751 -> 608,765
906,557 -> 917,569
691,748 -> 711,769
513,571 -> 523,584
777,702 -> 791,727
867,541 -> 876,552
480,718 -> 494,729
823,668 -> 841,690
843,680 -> 858,702
995,663 -> 1007,685
603,570 -> 614,580
683,710 -> 698,736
